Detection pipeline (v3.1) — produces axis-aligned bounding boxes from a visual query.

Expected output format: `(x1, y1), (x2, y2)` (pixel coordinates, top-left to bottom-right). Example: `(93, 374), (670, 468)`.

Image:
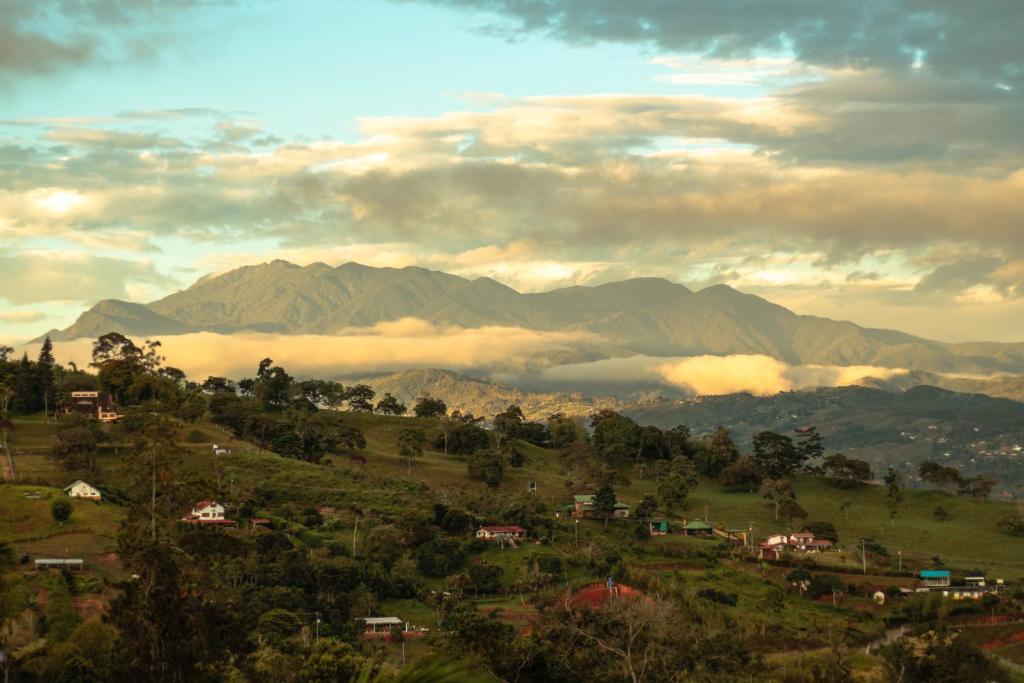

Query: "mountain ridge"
(40, 260), (1024, 376)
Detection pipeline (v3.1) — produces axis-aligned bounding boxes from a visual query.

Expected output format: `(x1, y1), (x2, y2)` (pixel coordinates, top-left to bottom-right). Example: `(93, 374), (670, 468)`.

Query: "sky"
(2, 0), (1023, 344)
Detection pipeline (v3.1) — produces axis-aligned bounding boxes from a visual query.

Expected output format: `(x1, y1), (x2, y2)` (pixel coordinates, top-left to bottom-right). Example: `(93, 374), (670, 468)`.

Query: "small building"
(182, 500), (236, 526)
(919, 569), (951, 588)
(63, 391), (120, 423)
(573, 495), (595, 518)
(649, 519), (669, 536)
(476, 525), (527, 542)
(361, 616), (408, 637)
(250, 518), (272, 529)
(758, 542), (785, 561)
(680, 520), (715, 536)
(765, 534), (789, 547)
(64, 480), (102, 500)
(613, 502), (631, 518)
(35, 558), (83, 571)
(789, 532), (816, 550)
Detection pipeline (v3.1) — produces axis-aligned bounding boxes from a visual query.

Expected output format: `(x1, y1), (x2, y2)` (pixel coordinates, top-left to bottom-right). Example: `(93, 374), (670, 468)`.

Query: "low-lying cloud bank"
(21, 323), (906, 398)
(533, 354), (908, 396)
(21, 320), (594, 379)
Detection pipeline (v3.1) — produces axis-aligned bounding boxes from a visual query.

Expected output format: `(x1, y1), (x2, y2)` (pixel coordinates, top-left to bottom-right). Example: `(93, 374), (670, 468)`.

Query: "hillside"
(346, 368), (628, 418)
(42, 260), (1024, 376)
(627, 385), (1024, 489)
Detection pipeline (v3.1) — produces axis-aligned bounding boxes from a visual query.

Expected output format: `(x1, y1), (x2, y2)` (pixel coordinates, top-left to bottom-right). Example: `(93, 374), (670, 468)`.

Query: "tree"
(884, 467), (904, 524)
(51, 414), (103, 473)
(398, 428), (427, 474)
(752, 431), (804, 479)
(593, 482), (617, 519)
(822, 453), (873, 488)
(761, 479), (798, 522)
(635, 495), (658, 520)
(959, 475), (997, 500)
(467, 450), (504, 488)
(52, 499), (72, 524)
(375, 393), (407, 415)
(696, 426), (740, 476)
(38, 335), (55, 419)
(413, 395), (447, 419)
(657, 457), (698, 511)
(719, 455), (763, 492)
(0, 345), (12, 362)
(548, 414), (584, 449)
(880, 631), (1009, 683)
(253, 360), (294, 410)
(919, 461), (963, 493)
(200, 376), (236, 395)
(493, 404), (525, 448)
(803, 521), (838, 544)
(345, 384), (376, 412)
(794, 426), (825, 471)
(590, 410), (641, 461)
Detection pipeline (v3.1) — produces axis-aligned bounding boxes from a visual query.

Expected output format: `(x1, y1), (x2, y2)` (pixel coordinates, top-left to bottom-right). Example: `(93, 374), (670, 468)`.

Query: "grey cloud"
(421, 1), (1024, 84)
(914, 256), (1004, 294)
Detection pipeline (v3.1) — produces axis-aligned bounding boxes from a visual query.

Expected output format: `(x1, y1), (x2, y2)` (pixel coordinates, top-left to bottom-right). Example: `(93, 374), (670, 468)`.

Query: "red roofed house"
(182, 500), (236, 526)
(476, 525), (527, 542)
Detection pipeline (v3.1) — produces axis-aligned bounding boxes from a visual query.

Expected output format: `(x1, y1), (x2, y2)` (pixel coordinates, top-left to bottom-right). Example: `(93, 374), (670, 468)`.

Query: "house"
(788, 532), (816, 550)
(476, 525), (527, 542)
(572, 496), (630, 519)
(680, 520), (715, 537)
(182, 500), (236, 526)
(919, 569), (951, 588)
(63, 391), (120, 423)
(35, 558), (83, 571)
(765, 534), (789, 547)
(758, 542), (785, 561)
(649, 519), (669, 536)
(64, 480), (102, 500)
(361, 616), (408, 638)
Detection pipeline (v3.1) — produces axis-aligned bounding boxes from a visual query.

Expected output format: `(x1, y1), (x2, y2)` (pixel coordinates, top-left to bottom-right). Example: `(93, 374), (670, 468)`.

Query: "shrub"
(51, 499), (72, 524)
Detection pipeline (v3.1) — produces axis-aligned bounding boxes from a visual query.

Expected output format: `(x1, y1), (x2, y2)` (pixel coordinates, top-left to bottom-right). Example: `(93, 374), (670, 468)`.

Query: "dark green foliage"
(593, 481), (617, 518)
(803, 521), (839, 544)
(465, 561), (503, 595)
(51, 414), (104, 473)
(437, 422), (490, 455)
(590, 410), (641, 460)
(375, 392), (407, 415)
(415, 538), (466, 577)
(880, 632), (1010, 683)
(823, 453), (873, 487)
(696, 588), (737, 607)
(414, 396), (447, 418)
(753, 431), (804, 479)
(51, 498), (72, 524)
(695, 426), (740, 476)
(467, 450), (504, 487)
(718, 455), (763, 492)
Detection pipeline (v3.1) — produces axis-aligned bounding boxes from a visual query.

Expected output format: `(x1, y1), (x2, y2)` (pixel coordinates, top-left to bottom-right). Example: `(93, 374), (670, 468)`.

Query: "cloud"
(0, 1), (231, 80)
(421, 1), (1024, 84)
(19, 322), (594, 379)
(538, 353), (906, 396)
(0, 253), (175, 305)
(0, 310), (45, 323)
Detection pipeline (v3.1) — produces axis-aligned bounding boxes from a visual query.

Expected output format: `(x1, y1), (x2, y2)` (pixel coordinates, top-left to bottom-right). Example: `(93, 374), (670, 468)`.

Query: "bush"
(51, 499), (72, 524)
(697, 588), (738, 607)
(184, 429), (207, 443)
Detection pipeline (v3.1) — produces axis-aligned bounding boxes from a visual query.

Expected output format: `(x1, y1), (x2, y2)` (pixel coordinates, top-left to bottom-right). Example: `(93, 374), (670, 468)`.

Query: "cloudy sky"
(2, 0), (1022, 343)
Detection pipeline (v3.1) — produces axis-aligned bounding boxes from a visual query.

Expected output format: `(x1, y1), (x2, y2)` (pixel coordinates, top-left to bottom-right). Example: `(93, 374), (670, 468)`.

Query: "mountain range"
(41, 259), (1024, 376)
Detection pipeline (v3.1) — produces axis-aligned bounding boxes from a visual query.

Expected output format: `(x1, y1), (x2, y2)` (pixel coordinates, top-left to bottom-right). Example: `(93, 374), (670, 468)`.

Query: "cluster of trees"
(919, 460), (997, 499)
(0, 338), (64, 418)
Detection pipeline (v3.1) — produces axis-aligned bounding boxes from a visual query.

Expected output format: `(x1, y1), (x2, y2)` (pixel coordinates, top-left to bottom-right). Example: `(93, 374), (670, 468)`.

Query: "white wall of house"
(66, 481), (101, 500)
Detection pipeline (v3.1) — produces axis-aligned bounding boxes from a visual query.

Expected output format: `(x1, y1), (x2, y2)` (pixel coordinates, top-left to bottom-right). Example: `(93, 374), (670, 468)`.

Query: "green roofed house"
(680, 520), (715, 537)
(649, 519), (669, 536)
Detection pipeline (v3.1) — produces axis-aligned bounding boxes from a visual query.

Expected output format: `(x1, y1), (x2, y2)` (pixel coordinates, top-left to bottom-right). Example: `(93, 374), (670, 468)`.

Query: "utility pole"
(898, 549), (903, 573)
(861, 539), (867, 574)
(574, 518), (579, 547)
(352, 516), (360, 558)
(315, 613), (320, 643)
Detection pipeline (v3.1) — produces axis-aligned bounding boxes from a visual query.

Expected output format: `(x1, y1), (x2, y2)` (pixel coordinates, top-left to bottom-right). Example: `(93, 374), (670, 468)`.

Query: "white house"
(64, 480), (102, 500)
(183, 500), (225, 522)
(475, 525), (527, 542)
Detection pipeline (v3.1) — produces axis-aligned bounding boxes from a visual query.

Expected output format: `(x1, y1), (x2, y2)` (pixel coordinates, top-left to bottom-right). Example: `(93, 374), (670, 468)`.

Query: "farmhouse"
(182, 500), (236, 526)
(571, 495), (631, 519)
(64, 480), (102, 500)
(680, 520), (715, 537)
(361, 616), (408, 638)
(476, 525), (527, 542)
(919, 569), (951, 588)
(649, 519), (669, 536)
(62, 391), (120, 423)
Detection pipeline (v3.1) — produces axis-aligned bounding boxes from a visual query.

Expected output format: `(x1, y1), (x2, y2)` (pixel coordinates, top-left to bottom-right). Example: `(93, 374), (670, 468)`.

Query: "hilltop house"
(360, 617), (421, 640)
(63, 391), (120, 423)
(476, 525), (527, 542)
(680, 520), (715, 537)
(571, 495), (630, 519)
(64, 480), (102, 500)
(649, 519), (669, 536)
(182, 500), (236, 526)
(757, 531), (833, 559)
(919, 570), (951, 588)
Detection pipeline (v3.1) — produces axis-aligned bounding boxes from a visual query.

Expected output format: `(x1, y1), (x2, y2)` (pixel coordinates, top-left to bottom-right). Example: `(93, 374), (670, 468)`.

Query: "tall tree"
(375, 392), (407, 415)
(413, 396), (447, 419)
(752, 431), (804, 479)
(37, 335), (55, 419)
(397, 428), (427, 474)
(884, 467), (904, 525)
(697, 426), (740, 476)
(592, 482), (617, 519)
